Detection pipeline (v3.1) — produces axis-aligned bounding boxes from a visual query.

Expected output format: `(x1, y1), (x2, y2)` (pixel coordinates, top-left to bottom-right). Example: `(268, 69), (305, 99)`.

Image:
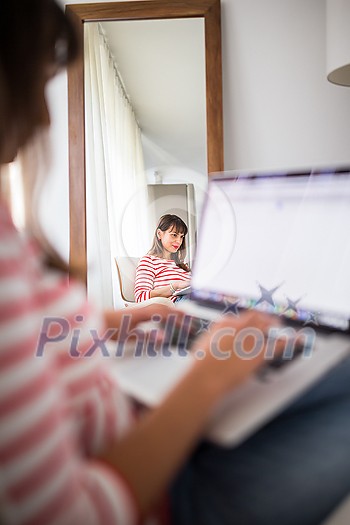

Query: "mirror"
(66, 0), (223, 283)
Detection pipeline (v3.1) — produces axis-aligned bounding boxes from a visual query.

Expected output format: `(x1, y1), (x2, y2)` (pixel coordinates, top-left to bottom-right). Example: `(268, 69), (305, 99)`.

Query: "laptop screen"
(191, 168), (350, 332)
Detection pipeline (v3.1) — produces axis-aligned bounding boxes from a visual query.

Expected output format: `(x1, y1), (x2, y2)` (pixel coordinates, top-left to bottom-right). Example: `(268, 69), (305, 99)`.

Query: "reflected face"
(158, 226), (185, 258)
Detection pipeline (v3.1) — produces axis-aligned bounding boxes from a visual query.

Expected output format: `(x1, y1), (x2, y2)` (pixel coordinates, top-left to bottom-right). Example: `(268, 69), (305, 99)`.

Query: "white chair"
(115, 256), (174, 308)
(115, 256), (139, 307)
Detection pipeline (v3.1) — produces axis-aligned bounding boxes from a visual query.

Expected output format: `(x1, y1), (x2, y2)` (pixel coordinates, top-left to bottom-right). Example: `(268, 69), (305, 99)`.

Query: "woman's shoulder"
(137, 254), (161, 268)
(139, 254), (155, 263)
(139, 254), (165, 263)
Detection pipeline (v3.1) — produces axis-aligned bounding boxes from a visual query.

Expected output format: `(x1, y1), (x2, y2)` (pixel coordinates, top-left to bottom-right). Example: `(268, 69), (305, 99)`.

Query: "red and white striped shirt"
(134, 255), (191, 303)
(0, 202), (138, 525)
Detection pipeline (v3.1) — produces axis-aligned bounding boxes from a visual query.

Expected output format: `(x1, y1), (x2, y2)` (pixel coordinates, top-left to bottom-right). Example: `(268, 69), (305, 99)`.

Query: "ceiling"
(100, 18), (207, 174)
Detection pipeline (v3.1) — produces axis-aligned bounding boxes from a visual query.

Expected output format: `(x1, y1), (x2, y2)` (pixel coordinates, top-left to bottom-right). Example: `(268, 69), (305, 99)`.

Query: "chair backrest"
(115, 256), (140, 304)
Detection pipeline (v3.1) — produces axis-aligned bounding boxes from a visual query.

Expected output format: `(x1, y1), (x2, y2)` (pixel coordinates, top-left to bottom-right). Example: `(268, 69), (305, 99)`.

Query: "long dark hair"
(0, 0), (79, 274)
(0, 0), (79, 161)
(148, 214), (190, 272)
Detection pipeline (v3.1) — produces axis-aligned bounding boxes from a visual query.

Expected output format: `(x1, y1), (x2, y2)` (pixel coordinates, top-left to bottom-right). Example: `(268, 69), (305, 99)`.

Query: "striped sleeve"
(134, 255), (191, 303)
(0, 353), (138, 525)
(134, 255), (156, 302)
(0, 203), (139, 525)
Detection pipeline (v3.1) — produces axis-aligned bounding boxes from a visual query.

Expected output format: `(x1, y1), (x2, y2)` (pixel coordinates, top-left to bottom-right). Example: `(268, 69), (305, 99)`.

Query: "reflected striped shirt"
(134, 255), (190, 303)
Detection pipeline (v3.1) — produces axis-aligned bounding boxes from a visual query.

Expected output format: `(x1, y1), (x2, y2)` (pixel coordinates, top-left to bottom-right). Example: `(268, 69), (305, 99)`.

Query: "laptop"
(112, 166), (350, 446)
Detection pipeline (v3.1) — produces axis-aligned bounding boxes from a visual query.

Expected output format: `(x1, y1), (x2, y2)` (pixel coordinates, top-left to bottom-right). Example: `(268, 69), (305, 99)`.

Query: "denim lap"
(171, 357), (350, 525)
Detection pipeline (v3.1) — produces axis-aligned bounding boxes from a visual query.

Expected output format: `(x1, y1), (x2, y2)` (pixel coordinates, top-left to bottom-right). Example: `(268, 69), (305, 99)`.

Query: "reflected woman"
(134, 214), (191, 303)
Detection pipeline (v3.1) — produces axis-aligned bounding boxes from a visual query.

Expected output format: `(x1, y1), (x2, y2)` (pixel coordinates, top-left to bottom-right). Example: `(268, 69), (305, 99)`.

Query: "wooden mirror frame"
(66, 0), (223, 282)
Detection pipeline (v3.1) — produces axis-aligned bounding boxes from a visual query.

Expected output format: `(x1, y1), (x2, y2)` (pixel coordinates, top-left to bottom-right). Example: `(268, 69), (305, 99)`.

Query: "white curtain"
(84, 23), (148, 309)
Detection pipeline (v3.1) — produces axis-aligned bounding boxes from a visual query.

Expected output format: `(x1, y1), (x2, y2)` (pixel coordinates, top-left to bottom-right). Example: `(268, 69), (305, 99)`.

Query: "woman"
(0, 2), (283, 523)
(134, 214), (191, 303)
(2, 3), (350, 525)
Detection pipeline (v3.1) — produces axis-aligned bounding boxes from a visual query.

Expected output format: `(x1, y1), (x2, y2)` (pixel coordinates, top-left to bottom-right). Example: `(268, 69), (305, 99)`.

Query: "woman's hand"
(191, 311), (283, 398)
(98, 310), (283, 517)
(173, 279), (191, 291)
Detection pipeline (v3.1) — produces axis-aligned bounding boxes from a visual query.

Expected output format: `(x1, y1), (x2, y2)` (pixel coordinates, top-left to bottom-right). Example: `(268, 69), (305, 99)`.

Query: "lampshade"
(326, 0), (350, 86)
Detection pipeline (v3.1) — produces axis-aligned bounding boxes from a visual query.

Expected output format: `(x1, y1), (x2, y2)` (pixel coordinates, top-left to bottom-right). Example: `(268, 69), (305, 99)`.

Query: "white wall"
(44, 0), (350, 260)
(222, 0), (350, 170)
(145, 166), (208, 221)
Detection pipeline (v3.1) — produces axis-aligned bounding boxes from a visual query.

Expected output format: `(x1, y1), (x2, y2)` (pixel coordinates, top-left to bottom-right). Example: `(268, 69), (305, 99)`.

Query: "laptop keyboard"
(256, 342), (307, 381)
(161, 313), (210, 350)
(161, 312), (315, 378)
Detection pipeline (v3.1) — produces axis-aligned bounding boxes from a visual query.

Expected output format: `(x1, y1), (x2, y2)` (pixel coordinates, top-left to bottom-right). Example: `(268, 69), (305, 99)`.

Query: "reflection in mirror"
(100, 19), (207, 174)
(66, 1), (223, 308)
(85, 19), (205, 306)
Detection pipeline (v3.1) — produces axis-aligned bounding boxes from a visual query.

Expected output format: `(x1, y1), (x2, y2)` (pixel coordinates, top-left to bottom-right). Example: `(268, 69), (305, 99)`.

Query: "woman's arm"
(99, 312), (279, 517)
(104, 303), (184, 340)
(149, 283), (173, 298)
(149, 278), (191, 298)
(134, 256), (191, 301)
(134, 256), (157, 302)
(134, 256), (174, 300)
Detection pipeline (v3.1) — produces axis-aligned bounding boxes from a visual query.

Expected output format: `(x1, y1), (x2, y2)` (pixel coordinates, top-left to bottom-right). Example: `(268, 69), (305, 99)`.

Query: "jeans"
(174, 294), (189, 304)
(170, 356), (350, 525)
